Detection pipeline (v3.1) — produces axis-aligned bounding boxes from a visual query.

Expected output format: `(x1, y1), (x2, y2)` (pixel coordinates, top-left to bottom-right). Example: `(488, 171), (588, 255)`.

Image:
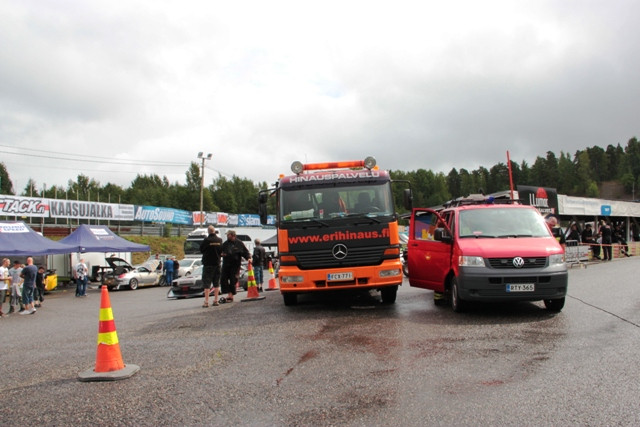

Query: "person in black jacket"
(599, 220), (613, 261)
(581, 223), (601, 260)
(220, 229), (250, 302)
(199, 225), (223, 307)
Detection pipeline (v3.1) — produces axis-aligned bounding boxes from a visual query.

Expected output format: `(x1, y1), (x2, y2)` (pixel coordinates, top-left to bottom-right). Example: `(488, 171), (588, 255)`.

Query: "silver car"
(102, 257), (161, 291)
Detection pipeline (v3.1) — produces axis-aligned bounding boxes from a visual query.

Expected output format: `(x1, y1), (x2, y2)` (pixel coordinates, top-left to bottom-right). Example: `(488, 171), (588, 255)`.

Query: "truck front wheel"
(283, 293), (297, 306)
(381, 286), (398, 304)
(450, 277), (467, 312)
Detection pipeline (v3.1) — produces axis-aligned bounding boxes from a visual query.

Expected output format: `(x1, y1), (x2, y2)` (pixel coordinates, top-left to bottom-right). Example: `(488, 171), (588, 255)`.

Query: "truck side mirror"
(403, 188), (413, 210)
(258, 192), (268, 225)
(434, 227), (452, 244)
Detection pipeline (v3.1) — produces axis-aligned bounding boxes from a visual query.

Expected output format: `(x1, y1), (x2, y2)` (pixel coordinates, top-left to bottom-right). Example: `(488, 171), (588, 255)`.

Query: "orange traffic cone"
(78, 285), (140, 381)
(241, 261), (265, 302)
(265, 260), (278, 291)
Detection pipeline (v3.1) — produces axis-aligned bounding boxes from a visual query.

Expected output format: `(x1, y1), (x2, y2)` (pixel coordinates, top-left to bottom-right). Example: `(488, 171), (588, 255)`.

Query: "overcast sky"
(1, 0), (639, 196)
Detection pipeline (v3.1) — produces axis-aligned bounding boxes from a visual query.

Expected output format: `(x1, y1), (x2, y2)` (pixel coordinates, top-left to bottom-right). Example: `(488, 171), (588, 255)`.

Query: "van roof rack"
(443, 193), (522, 208)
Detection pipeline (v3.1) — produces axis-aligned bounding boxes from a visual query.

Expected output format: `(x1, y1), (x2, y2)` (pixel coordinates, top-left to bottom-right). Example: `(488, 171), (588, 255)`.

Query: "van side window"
(414, 212), (439, 241)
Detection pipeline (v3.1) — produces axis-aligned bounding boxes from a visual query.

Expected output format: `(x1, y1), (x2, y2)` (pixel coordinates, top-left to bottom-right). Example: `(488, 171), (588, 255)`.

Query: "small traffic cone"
(78, 285), (140, 381)
(265, 260), (278, 291)
(241, 261), (265, 302)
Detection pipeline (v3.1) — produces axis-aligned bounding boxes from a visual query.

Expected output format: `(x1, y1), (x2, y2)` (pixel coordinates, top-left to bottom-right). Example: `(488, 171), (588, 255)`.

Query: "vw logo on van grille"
(512, 256), (525, 268)
(332, 244), (348, 260)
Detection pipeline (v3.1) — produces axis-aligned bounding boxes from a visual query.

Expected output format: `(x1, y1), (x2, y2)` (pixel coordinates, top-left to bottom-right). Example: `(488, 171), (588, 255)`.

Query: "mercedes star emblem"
(332, 244), (348, 260)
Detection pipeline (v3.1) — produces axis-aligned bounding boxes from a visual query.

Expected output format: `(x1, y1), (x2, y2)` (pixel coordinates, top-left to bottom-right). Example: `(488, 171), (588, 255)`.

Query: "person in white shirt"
(75, 258), (89, 297)
(0, 258), (10, 317)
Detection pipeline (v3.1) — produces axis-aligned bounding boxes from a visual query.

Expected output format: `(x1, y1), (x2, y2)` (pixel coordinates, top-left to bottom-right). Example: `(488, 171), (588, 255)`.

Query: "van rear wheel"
(450, 277), (466, 312)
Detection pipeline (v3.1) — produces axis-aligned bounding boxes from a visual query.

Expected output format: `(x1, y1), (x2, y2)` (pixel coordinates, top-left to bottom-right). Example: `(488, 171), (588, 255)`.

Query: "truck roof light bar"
(290, 156), (377, 175)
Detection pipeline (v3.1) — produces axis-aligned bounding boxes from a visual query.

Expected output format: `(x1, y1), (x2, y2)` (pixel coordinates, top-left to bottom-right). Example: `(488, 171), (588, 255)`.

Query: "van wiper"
(497, 234), (533, 238)
(460, 234), (495, 238)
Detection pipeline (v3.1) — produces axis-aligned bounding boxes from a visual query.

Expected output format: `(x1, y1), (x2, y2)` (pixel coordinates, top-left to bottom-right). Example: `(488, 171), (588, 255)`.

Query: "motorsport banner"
(134, 205), (192, 225)
(0, 195), (135, 221)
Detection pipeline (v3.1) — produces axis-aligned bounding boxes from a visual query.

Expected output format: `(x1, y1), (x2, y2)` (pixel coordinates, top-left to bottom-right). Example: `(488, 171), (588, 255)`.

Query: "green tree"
(0, 163), (15, 195)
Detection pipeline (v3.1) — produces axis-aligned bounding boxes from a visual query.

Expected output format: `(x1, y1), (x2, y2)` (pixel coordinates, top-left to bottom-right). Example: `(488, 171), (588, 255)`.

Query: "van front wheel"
(450, 277), (466, 313)
(543, 297), (565, 312)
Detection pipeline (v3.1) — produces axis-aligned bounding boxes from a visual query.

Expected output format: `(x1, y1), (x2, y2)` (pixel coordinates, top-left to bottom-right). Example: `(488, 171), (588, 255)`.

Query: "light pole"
(197, 152), (212, 227)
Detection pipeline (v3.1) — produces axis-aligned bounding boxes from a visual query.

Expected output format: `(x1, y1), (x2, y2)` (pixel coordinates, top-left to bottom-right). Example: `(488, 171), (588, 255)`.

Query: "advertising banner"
(134, 206), (192, 225)
(0, 196), (49, 218)
(49, 200), (134, 221)
(517, 185), (558, 216)
(239, 214), (261, 227)
(0, 195), (135, 221)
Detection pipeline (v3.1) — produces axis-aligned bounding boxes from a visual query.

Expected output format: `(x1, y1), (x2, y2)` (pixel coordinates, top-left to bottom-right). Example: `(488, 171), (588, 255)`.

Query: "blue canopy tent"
(0, 221), (76, 256)
(58, 224), (150, 253)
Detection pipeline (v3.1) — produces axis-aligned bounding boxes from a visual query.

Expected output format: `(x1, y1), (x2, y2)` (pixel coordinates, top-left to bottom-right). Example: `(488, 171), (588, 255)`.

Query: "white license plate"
(327, 272), (353, 282)
(506, 283), (535, 292)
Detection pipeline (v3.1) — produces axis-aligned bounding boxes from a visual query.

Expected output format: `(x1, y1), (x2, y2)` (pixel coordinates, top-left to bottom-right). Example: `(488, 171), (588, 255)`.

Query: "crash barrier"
(242, 261), (265, 302)
(266, 260), (278, 291)
(569, 241), (639, 262)
(78, 285), (140, 381)
(565, 240), (589, 267)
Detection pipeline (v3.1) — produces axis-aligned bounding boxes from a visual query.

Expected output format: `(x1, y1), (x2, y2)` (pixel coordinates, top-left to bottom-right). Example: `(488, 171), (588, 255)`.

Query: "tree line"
(1, 138), (639, 217)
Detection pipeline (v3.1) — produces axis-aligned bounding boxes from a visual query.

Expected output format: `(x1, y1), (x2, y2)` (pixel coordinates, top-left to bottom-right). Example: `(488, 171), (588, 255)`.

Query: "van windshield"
(458, 208), (550, 238)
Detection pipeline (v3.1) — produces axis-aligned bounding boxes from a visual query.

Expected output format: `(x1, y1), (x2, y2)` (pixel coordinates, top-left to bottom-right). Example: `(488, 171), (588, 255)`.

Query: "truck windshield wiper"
(299, 218), (329, 227)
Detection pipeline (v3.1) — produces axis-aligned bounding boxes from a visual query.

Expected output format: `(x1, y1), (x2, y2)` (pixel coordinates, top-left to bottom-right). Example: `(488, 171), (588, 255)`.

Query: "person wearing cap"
(581, 223), (601, 260)
(8, 260), (24, 313)
(220, 229), (250, 302)
(200, 225), (222, 307)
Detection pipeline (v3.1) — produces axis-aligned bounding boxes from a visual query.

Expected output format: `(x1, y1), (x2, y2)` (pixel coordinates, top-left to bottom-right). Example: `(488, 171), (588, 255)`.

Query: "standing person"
(545, 215), (566, 250)
(34, 266), (46, 307)
(75, 258), (89, 297)
(613, 224), (631, 257)
(0, 258), (10, 317)
(172, 256), (180, 277)
(19, 257), (38, 315)
(154, 253), (163, 272)
(163, 257), (174, 286)
(581, 223), (601, 260)
(567, 223), (581, 243)
(220, 230), (250, 302)
(599, 220), (613, 261)
(199, 225), (223, 307)
(252, 238), (267, 292)
(8, 260), (23, 313)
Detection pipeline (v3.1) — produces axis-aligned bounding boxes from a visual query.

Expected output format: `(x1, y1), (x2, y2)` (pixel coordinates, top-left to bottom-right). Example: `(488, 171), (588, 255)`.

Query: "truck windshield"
(458, 208), (550, 238)
(281, 182), (394, 222)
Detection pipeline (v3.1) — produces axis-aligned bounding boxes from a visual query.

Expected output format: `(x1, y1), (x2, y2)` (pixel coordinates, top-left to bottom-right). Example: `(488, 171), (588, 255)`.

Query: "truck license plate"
(506, 283), (534, 292)
(327, 272), (353, 282)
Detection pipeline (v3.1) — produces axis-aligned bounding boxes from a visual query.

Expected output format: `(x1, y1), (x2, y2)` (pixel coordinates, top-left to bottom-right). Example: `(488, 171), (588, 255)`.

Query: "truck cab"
(408, 195), (568, 312)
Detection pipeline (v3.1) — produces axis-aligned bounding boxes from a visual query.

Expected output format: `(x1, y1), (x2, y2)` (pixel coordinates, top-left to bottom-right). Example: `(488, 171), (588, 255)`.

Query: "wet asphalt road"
(1, 258), (639, 426)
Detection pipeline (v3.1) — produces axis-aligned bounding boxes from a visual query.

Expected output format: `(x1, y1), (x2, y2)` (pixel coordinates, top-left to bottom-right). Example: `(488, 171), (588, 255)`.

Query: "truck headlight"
(379, 269), (401, 277)
(280, 275), (303, 283)
(549, 254), (565, 265)
(459, 256), (485, 267)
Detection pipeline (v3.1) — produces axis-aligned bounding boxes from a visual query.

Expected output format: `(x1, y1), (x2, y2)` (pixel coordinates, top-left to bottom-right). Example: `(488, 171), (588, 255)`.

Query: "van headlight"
(459, 256), (485, 267)
(549, 254), (565, 265)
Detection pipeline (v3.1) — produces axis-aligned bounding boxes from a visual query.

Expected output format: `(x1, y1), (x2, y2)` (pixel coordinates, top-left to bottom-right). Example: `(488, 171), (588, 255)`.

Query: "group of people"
(0, 257), (45, 317)
(199, 225), (269, 308)
(546, 216), (634, 261)
(154, 255), (180, 285)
